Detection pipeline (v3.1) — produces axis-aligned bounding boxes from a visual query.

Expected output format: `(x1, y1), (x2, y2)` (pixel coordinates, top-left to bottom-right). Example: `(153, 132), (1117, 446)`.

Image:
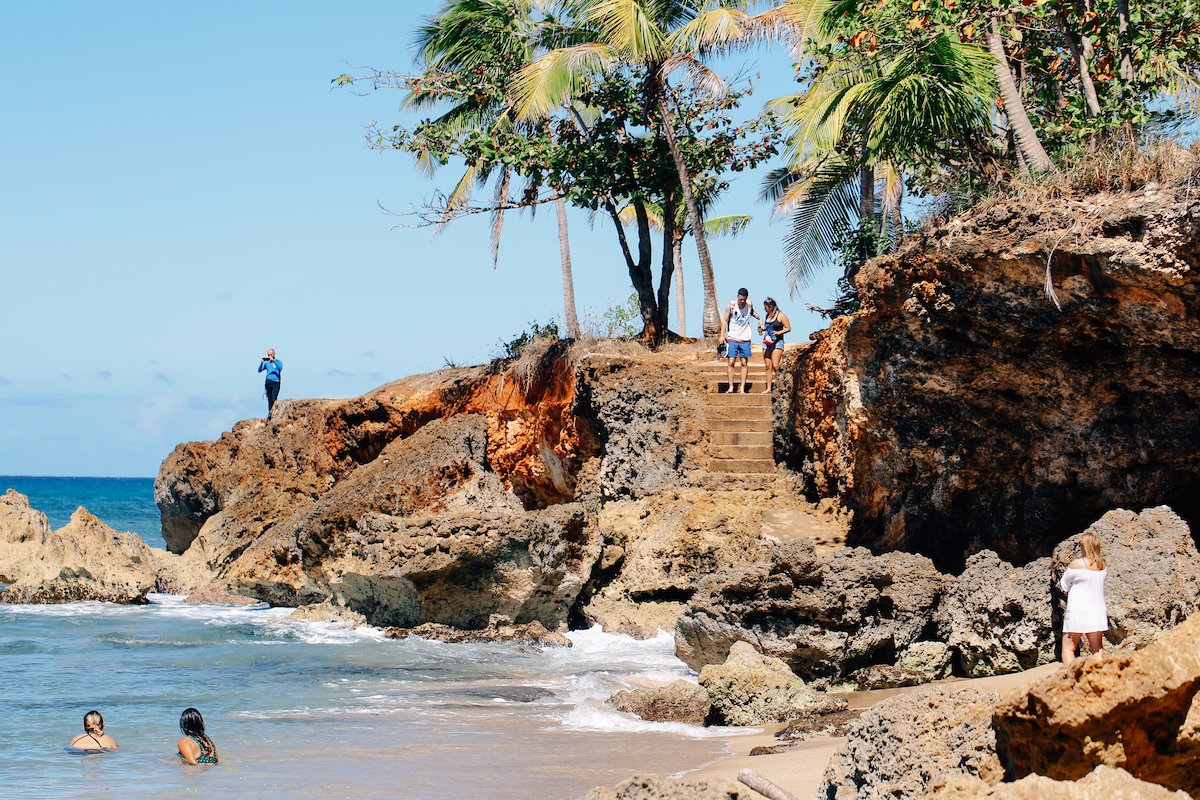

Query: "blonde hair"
(1080, 531), (1106, 569)
(84, 710), (104, 735)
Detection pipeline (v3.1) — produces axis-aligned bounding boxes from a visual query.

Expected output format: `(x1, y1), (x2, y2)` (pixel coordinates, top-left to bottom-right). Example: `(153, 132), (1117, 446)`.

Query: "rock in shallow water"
(608, 680), (710, 726)
(383, 616), (571, 647)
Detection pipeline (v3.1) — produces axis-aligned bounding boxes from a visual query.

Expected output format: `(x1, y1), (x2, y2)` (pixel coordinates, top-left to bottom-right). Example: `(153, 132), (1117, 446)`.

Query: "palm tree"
(508, 0), (774, 338)
(766, 0), (997, 292)
(408, 0), (584, 336)
(986, 17), (1052, 171)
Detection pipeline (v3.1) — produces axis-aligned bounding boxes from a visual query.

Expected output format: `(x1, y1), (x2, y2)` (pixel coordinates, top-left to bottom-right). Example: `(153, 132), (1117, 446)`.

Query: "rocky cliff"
(778, 187), (1200, 569)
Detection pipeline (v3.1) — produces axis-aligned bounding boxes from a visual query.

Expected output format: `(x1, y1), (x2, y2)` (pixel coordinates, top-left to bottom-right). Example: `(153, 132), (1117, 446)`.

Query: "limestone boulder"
(896, 640), (954, 680)
(1050, 506), (1200, 642)
(0, 493), (163, 604)
(848, 664), (932, 690)
(383, 615), (571, 648)
(934, 766), (1190, 799)
(580, 775), (748, 800)
(607, 680), (710, 726)
(817, 685), (1004, 800)
(698, 641), (846, 726)
(993, 611), (1200, 795)
(936, 551), (1056, 677)
(676, 540), (949, 683)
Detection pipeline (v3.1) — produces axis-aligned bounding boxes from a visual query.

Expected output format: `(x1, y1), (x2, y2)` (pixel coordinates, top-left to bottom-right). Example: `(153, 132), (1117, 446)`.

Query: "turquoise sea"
(0, 478), (740, 799)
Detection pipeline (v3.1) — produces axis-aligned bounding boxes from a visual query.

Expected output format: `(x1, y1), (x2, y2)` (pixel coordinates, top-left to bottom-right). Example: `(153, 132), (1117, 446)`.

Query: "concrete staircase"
(701, 360), (775, 475)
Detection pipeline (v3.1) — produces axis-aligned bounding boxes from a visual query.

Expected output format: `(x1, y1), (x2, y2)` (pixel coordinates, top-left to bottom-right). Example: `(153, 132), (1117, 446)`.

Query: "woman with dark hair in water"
(176, 708), (219, 765)
(69, 710), (118, 750)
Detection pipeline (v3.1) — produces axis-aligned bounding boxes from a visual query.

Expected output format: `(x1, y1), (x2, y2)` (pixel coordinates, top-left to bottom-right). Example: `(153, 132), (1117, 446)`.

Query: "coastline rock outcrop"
(0, 490), (168, 604)
(817, 685), (1004, 799)
(699, 641), (846, 726)
(934, 765), (1191, 799)
(993, 611), (1200, 795)
(607, 680), (710, 726)
(778, 188), (1200, 569)
(675, 540), (947, 683)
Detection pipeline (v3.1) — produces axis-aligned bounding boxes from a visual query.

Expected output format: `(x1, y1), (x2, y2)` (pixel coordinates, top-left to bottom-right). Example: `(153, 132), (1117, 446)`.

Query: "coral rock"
(608, 680), (710, 726)
(698, 641), (846, 726)
(993, 611), (1200, 795)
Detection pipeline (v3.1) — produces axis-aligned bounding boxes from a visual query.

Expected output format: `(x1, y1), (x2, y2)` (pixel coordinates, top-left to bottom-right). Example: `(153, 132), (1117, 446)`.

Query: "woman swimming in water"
(69, 710), (118, 751)
(176, 707), (219, 765)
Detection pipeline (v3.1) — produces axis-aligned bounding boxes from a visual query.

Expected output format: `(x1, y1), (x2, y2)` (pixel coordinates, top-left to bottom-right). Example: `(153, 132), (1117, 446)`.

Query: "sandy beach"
(686, 663), (1063, 798)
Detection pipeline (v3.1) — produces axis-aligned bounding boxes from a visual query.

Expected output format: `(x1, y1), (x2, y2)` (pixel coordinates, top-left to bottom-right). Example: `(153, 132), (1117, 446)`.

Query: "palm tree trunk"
(989, 18), (1053, 172)
(1115, 0), (1134, 83)
(1060, 14), (1102, 117)
(554, 195), (581, 338)
(656, 91), (721, 338)
(673, 234), (686, 336)
(656, 195), (677, 336)
(632, 198), (660, 341)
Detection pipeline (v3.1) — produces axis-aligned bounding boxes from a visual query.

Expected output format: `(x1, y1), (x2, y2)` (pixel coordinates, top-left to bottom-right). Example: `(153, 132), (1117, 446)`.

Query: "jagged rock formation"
(675, 539), (948, 683)
(608, 680), (711, 726)
(0, 490), (171, 604)
(777, 188), (1200, 569)
(993, 611), (1200, 795)
(816, 685), (1005, 799)
(698, 641), (846, 726)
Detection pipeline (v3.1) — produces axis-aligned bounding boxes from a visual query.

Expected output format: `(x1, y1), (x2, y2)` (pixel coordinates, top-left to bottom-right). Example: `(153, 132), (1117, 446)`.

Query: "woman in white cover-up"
(1059, 531), (1108, 663)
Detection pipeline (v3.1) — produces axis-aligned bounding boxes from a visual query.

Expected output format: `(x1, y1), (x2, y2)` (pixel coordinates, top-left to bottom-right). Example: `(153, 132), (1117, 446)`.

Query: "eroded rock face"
(607, 680), (710, 726)
(676, 540), (948, 683)
(779, 190), (1200, 568)
(698, 641), (846, 726)
(935, 551), (1056, 677)
(993, 611), (1200, 795)
(817, 685), (1004, 800)
(934, 765), (1191, 799)
(0, 491), (166, 604)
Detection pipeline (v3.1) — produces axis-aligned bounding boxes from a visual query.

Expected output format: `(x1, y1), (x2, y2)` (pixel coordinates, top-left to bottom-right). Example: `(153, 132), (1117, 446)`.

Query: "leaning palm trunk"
(1060, 14), (1102, 117)
(673, 233), (686, 335)
(657, 94), (721, 337)
(989, 19), (1053, 172)
(554, 195), (581, 338)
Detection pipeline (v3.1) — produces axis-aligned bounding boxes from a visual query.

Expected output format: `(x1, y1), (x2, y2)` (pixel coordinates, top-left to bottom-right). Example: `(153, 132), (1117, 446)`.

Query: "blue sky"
(0, 1), (840, 477)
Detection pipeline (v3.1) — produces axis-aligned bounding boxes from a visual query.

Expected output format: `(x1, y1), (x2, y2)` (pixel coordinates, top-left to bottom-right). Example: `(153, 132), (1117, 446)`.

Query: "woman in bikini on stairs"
(176, 707), (219, 765)
(69, 710), (118, 751)
(758, 297), (792, 393)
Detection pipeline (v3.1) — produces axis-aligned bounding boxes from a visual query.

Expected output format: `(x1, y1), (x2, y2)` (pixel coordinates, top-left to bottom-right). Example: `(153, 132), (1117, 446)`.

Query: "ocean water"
(0, 479), (742, 798)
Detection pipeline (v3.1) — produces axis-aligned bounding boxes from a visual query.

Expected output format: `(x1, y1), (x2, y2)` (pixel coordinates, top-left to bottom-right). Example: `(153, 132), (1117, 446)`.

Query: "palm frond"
(660, 53), (727, 100)
(670, 7), (754, 55)
(774, 157), (862, 293)
(703, 214), (752, 238)
(587, 0), (666, 62)
(618, 200), (665, 232)
(510, 43), (618, 118)
(490, 164), (512, 268)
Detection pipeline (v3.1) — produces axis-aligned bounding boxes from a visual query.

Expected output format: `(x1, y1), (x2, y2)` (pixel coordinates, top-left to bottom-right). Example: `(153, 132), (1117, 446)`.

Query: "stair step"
(705, 419), (772, 431)
(710, 444), (773, 459)
(707, 392), (772, 406)
(711, 430), (772, 446)
(707, 458), (776, 474)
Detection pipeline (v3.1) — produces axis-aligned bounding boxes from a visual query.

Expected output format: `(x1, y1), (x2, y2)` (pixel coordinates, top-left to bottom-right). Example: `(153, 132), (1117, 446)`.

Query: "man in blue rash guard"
(258, 348), (282, 418)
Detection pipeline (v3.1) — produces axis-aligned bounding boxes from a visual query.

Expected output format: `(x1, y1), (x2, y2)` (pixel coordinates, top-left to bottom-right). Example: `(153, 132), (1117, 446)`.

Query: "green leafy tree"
(508, 0), (783, 337)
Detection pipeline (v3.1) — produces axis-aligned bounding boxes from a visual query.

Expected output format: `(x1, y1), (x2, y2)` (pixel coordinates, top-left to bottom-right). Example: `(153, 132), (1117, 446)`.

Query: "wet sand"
(685, 663), (1062, 798)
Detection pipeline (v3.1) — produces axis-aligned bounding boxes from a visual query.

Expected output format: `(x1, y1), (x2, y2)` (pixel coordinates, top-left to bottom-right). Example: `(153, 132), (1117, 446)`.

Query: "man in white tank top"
(718, 287), (760, 393)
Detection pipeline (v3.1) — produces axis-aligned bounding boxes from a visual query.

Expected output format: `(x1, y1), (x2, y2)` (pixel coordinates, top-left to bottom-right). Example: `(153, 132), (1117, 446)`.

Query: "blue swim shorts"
(726, 340), (751, 360)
